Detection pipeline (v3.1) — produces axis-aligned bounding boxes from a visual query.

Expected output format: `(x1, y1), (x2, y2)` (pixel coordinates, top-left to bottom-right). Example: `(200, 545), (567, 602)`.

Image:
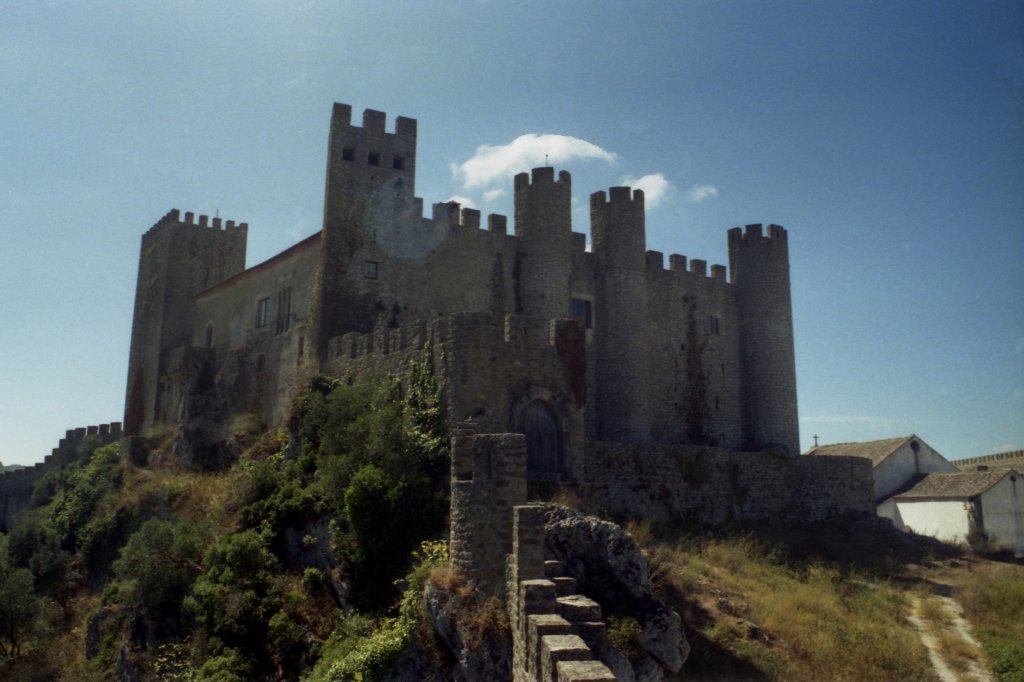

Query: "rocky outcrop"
(544, 505), (690, 679)
(424, 578), (512, 681)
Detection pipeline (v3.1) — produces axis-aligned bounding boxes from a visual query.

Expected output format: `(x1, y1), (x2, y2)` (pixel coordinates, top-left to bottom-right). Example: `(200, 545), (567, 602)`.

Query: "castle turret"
(513, 167), (572, 321)
(728, 223), (799, 454)
(124, 210), (247, 435)
(311, 104), (419, 357)
(590, 186), (650, 442)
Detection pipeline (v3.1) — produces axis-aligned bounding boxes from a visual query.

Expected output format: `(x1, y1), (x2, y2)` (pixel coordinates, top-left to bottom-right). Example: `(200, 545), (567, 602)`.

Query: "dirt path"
(908, 590), (993, 682)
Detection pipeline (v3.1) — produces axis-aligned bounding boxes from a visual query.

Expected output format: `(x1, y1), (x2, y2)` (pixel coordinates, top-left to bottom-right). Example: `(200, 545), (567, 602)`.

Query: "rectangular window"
(256, 298), (270, 328)
(364, 261), (378, 279)
(392, 156), (405, 170)
(709, 315), (720, 335)
(367, 151), (380, 166)
(342, 147), (355, 161)
(570, 298), (593, 329)
(275, 288), (292, 335)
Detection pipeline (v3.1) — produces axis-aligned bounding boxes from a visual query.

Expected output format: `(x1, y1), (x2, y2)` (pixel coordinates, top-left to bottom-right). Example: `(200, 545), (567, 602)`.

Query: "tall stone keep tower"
(728, 224), (799, 454)
(513, 167), (572, 321)
(124, 210), (247, 435)
(590, 187), (651, 442)
(311, 104), (418, 356)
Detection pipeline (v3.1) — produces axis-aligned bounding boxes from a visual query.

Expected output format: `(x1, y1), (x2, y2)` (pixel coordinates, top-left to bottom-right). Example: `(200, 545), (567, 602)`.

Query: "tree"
(0, 562), (43, 659)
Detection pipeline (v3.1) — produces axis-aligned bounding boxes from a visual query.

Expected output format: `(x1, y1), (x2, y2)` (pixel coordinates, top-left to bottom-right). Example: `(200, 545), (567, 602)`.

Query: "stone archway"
(518, 399), (561, 475)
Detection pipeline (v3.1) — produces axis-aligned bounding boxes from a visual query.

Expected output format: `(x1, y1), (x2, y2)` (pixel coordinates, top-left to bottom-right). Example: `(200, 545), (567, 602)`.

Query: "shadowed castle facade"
(124, 103), (800, 476)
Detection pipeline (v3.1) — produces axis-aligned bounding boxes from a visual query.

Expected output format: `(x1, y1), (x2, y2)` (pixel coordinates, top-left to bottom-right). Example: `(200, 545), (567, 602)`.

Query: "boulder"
(543, 505), (690, 676)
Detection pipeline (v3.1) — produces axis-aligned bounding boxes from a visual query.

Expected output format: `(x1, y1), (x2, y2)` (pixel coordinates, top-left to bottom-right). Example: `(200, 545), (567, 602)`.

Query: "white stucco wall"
(893, 499), (971, 543)
(978, 473), (1024, 553)
(883, 473), (1024, 553)
(873, 438), (957, 500)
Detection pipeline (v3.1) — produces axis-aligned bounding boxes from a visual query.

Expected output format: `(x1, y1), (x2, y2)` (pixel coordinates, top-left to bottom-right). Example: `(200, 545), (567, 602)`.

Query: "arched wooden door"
(518, 400), (561, 475)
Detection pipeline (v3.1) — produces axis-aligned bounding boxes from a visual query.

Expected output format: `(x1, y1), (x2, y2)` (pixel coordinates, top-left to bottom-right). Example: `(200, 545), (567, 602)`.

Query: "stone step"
(573, 621), (607, 650)
(541, 634), (591, 682)
(545, 559), (565, 578)
(556, 594), (602, 622)
(553, 575), (578, 596)
(555, 659), (618, 682)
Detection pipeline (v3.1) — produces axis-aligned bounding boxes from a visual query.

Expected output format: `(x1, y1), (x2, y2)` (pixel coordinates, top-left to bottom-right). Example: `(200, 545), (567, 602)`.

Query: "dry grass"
(934, 627), (980, 672)
(949, 560), (1024, 681)
(658, 535), (935, 682)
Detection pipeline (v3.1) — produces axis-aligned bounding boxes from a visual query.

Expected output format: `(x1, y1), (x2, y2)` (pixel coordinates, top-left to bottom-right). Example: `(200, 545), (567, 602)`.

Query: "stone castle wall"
(325, 312), (587, 480)
(956, 450), (1024, 471)
(0, 423), (122, 530)
(584, 442), (874, 526)
(125, 104), (800, 457)
(124, 209), (247, 435)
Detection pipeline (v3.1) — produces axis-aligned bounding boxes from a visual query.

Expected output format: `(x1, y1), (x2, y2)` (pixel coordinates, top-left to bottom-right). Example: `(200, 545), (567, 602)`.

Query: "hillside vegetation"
(1, 372), (1022, 680)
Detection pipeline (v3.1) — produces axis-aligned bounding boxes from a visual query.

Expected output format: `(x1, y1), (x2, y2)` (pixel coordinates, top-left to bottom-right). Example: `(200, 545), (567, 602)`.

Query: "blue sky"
(1, 1), (1021, 466)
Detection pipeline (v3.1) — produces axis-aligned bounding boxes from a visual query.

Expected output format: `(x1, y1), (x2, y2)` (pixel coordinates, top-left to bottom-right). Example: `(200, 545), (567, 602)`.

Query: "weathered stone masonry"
(124, 103), (800, 459)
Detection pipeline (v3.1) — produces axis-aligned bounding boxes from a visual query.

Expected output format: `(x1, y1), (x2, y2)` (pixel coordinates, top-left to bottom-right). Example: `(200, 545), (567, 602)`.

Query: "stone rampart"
(956, 450), (1024, 470)
(0, 422), (122, 530)
(585, 442), (873, 526)
(508, 505), (617, 682)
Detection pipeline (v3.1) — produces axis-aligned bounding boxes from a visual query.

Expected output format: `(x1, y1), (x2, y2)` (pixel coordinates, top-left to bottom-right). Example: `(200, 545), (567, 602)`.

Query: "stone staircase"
(511, 506), (617, 682)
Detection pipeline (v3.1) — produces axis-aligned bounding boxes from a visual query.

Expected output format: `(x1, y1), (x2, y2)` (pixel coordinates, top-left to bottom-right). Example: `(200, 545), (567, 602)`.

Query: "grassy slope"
(636, 527), (1024, 682)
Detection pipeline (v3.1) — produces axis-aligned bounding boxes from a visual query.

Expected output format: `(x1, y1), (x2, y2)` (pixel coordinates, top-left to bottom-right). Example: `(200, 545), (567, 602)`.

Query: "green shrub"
(606, 615), (646, 660)
(50, 442), (123, 550)
(342, 465), (442, 607)
(195, 647), (255, 682)
(111, 518), (207, 617)
(0, 561), (43, 659)
(186, 530), (280, 652)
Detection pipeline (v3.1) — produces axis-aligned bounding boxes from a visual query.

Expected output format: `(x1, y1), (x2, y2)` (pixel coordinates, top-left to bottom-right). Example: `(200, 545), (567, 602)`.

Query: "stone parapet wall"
(0, 422), (122, 530)
(585, 442), (873, 526)
(956, 450), (1024, 471)
(508, 505), (617, 682)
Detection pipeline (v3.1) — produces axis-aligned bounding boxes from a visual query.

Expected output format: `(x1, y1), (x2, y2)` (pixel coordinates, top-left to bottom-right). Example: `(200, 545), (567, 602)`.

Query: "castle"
(123, 102), (800, 475)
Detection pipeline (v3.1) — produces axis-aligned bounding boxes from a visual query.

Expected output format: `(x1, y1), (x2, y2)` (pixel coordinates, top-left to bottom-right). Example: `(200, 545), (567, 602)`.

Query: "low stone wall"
(508, 505), (617, 682)
(585, 442), (873, 527)
(0, 423), (122, 530)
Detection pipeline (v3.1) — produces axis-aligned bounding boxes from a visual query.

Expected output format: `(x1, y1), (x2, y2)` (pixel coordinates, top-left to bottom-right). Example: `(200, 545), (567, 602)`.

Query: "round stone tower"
(513, 167), (572, 321)
(590, 186), (651, 442)
(728, 223), (799, 455)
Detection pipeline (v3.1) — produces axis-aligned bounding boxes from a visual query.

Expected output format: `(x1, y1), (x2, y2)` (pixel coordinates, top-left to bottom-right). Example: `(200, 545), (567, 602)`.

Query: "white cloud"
(445, 195), (477, 210)
(483, 188), (507, 203)
(686, 184), (719, 202)
(618, 173), (672, 209)
(452, 134), (617, 190)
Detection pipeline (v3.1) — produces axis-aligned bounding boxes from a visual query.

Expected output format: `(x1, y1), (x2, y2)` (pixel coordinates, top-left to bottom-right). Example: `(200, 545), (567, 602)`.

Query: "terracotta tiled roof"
(895, 470), (1014, 500)
(804, 435), (914, 467)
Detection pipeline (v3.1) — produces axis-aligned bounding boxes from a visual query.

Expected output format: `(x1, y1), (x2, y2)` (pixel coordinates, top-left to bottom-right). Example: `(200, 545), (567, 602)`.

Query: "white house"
(805, 435), (958, 500)
(878, 469), (1023, 553)
(806, 435), (1024, 554)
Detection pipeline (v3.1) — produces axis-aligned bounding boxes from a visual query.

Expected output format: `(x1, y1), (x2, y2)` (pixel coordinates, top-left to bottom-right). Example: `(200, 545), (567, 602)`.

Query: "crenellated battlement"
(144, 208), (249, 238)
(643, 250), (730, 287)
(425, 200), (510, 237)
(590, 185), (645, 209)
(0, 421), (122, 529)
(514, 166), (571, 190)
(330, 102), (417, 141)
(728, 223), (788, 246)
(956, 450), (1024, 469)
